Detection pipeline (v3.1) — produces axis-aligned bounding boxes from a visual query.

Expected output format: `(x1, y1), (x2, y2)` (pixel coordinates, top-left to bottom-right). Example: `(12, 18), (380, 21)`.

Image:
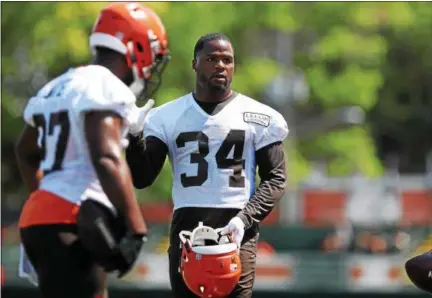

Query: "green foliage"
(2, 2), (431, 202)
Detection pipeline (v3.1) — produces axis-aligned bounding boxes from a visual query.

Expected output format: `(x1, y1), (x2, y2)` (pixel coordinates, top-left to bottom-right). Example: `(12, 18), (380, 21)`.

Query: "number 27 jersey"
(144, 93), (289, 210)
(22, 65), (137, 211)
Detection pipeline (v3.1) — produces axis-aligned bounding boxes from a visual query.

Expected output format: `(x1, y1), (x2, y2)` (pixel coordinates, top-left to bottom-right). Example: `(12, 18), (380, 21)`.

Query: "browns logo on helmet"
(89, 2), (170, 100)
(179, 222), (242, 298)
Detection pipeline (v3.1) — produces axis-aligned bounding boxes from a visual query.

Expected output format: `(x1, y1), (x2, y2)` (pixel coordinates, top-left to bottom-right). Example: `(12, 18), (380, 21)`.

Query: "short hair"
(193, 32), (232, 59)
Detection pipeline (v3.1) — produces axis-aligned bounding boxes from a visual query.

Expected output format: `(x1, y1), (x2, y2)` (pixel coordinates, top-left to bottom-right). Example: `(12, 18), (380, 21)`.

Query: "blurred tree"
(369, 3), (432, 173)
(1, 2), (431, 206)
(291, 2), (419, 178)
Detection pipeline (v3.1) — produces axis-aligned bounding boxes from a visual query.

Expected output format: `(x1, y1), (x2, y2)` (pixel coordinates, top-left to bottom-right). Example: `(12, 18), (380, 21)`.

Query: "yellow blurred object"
(155, 236), (170, 254)
(416, 233), (432, 253)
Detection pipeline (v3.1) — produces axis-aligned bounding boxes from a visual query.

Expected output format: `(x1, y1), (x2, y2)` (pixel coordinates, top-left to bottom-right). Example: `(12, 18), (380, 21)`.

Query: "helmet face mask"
(137, 52), (170, 103)
(179, 222), (242, 298)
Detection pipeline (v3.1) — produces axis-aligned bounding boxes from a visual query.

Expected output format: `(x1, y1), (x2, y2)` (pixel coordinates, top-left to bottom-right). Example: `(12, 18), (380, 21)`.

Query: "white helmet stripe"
(89, 32), (127, 55)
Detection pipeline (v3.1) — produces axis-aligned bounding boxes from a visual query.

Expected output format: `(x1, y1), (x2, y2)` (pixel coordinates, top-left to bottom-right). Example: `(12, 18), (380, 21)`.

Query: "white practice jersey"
(144, 93), (289, 210)
(23, 65), (138, 212)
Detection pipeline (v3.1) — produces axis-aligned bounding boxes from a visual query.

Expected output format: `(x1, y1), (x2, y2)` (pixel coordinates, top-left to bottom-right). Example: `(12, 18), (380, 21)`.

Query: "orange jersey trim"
(19, 190), (80, 228)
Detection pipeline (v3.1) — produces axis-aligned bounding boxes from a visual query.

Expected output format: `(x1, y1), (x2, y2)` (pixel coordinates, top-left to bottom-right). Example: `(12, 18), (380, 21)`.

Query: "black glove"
(115, 233), (148, 278)
(101, 232), (148, 278)
(76, 199), (149, 277)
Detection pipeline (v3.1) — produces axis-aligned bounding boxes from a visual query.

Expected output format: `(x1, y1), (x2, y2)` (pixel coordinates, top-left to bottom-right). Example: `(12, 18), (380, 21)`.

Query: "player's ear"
(192, 59), (197, 72)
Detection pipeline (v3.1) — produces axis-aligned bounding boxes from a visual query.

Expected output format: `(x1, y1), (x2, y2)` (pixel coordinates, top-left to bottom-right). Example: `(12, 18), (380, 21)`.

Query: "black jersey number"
(33, 111), (70, 175)
(176, 129), (245, 188)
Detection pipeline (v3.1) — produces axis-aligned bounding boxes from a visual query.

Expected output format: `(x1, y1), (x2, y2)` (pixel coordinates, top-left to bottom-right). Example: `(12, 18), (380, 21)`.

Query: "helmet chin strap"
(127, 41), (145, 97)
(129, 63), (145, 97)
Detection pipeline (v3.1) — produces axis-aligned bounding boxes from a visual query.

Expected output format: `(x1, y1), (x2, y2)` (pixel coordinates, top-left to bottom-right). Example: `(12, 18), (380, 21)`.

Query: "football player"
(126, 32), (288, 298)
(405, 250), (432, 293)
(15, 3), (169, 298)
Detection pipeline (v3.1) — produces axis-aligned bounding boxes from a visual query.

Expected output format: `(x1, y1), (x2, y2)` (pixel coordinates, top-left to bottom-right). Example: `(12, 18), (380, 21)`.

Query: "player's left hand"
(220, 217), (245, 249)
(129, 99), (155, 136)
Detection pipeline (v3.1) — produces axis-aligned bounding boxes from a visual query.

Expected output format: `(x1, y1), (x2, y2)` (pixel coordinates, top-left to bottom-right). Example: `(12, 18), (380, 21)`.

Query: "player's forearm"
(15, 152), (43, 193)
(85, 112), (147, 234)
(15, 129), (43, 193)
(237, 166), (286, 229)
(237, 142), (286, 229)
(126, 135), (167, 189)
(92, 154), (147, 233)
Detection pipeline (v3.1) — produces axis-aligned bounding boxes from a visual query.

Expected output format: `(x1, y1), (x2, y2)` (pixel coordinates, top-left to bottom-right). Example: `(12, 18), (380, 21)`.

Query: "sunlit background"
(1, 2), (431, 297)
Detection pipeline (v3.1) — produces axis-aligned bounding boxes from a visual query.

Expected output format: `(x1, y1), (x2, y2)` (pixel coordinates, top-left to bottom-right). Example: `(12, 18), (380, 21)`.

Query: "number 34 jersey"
(22, 65), (137, 212)
(144, 93), (289, 210)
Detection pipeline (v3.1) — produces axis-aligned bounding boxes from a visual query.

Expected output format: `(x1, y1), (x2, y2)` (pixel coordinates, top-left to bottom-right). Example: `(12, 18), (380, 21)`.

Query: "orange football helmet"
(89, 2), (169, 99)
(179, 222), (242, 298)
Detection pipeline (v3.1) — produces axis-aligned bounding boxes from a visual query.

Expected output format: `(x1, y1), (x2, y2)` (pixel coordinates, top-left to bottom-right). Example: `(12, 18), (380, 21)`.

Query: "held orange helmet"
(179, 222), (242, 298)
(89, 2), (169, 100)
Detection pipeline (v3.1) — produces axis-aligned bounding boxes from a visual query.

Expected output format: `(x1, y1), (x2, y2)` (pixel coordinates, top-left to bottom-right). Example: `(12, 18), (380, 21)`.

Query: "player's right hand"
(129, 99), (155, 136)
(111, 233), (148, 278)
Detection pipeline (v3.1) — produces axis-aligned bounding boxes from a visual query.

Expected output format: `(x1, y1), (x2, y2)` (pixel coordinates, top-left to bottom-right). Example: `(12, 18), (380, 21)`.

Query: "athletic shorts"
(20, 224), (106, 298)
(18, 190), (121, 298)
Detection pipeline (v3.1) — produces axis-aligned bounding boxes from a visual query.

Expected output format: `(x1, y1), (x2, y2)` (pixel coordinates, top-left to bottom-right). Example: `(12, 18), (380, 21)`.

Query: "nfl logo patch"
(195, 254), (202, 260)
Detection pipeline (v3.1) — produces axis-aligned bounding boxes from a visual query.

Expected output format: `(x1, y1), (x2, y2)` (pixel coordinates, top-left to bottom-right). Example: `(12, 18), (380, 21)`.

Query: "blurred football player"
(126, 32), (288, 298)
(15, 3), (169, 298)
(405, 250), (432, 293)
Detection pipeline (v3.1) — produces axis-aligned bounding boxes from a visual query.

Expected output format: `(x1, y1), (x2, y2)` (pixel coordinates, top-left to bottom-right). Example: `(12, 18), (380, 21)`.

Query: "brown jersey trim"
(192, 91), (239, 116)
(237, 141), (286, 229)
(126, 135), (168, 189)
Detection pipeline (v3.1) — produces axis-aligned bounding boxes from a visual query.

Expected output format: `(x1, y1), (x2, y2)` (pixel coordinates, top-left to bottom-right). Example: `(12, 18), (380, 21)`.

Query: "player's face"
(195, 39), (234, 93)
(122, 67), (134, 87)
